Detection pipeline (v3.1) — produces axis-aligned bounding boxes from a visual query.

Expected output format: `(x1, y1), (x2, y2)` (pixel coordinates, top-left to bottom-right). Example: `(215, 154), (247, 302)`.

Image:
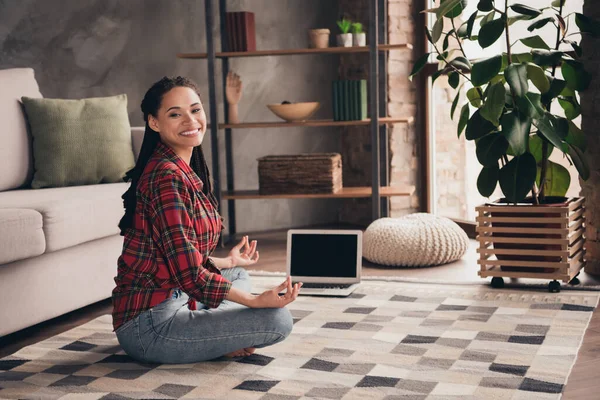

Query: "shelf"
(222, 185), (415, 200)
(178, 44), (412, 59)
(214, 117), (413, 130)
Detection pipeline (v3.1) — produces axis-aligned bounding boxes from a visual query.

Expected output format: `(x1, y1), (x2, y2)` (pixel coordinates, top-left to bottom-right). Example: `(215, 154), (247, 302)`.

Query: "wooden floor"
(1, 228), (599, 398)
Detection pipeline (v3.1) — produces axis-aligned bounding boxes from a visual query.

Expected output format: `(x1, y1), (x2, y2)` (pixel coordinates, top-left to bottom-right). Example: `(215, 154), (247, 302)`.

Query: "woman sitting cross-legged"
(112, 76), (302, 364)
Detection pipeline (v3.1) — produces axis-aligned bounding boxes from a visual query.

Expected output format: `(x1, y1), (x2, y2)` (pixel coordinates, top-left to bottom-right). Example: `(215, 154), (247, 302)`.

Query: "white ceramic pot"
(308, 29), (330, 49)
(336, 33), (352, 47)
(353, 33), (366, 47)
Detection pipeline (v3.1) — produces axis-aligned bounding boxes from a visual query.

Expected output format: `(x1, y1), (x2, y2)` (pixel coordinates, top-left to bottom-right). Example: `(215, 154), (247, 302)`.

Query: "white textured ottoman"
(363, 213), (469, 267)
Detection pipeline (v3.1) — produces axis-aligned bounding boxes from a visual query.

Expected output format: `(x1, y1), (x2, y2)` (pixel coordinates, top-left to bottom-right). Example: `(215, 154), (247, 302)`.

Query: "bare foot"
(224, 347), (256, 358)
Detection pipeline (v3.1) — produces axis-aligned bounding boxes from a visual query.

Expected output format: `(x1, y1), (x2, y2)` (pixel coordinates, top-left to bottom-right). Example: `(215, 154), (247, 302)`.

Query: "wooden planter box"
(476, 197), (586, 292)
(258, 153), (342, 195)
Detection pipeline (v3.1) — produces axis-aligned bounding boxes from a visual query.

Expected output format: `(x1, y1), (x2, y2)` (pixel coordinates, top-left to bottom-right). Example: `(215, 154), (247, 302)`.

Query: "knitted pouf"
(363, 213), (469, 267)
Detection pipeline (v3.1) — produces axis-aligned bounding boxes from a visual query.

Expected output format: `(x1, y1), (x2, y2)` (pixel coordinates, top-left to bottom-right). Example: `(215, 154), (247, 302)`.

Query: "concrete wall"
(0, 0), (342, 234)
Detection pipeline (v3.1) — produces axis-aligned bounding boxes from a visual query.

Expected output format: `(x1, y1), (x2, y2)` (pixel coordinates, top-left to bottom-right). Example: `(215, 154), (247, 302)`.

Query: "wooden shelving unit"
(213, 117), (414, 130)
(177, 43), (413, 59)
(189, 0), (413, 242)
(223, 185), (416, 200)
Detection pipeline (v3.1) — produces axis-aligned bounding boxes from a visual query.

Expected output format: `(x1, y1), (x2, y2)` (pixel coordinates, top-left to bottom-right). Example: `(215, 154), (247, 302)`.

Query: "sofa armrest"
(131, 127), (145, 162)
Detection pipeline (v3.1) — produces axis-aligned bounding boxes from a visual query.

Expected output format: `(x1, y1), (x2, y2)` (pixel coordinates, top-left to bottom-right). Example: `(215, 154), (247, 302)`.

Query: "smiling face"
(148, 86), (207, 163)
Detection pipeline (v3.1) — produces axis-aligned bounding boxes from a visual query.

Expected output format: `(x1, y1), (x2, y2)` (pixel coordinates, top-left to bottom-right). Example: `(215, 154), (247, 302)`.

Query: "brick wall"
(582, 0), (600, 275)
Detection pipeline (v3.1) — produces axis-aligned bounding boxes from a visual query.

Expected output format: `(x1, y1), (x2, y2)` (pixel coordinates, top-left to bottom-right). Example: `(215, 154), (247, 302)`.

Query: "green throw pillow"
(21, 94), (135, 189)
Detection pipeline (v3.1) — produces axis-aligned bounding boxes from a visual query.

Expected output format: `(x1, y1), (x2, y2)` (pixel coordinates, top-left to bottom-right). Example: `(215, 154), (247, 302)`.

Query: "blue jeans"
(115, 267), (293, 363)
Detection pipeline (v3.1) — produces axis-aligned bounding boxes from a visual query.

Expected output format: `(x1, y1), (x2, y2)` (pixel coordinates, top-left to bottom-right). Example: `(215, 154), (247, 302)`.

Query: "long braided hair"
(118, 76), (218, 236)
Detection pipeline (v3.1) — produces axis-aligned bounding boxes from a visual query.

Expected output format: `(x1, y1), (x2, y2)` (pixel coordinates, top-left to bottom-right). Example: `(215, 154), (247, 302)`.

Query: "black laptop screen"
(290, 233), (358, 278)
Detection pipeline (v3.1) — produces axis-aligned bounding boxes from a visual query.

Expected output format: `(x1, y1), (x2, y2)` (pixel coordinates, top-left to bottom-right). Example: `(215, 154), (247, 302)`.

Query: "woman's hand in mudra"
(252, 276), (302, 308)
(228, 235), (259, 267)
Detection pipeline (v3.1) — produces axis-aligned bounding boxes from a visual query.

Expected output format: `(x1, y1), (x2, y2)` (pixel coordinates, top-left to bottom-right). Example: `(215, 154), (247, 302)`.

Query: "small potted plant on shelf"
(336, 18), (353, 47)
(351, 22), (366, 46)
(410, 0), (600, 292)
(308, 28), (330, 49)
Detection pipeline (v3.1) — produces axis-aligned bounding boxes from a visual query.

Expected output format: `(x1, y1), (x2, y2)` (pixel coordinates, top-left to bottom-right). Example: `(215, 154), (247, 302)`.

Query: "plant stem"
(504, 0), (512, 65)
(431, 38), (473, 83)
(450, 18), (468, 59)
(539, 2), (565, 203)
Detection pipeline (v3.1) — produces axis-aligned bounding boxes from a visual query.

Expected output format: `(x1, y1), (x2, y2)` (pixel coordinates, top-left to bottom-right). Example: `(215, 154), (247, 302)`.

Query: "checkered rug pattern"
(0, 279), (598, 400)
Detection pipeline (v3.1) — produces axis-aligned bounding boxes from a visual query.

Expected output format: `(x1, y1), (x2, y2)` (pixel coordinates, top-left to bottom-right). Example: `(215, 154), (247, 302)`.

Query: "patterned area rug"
(0, 279), (598, 400)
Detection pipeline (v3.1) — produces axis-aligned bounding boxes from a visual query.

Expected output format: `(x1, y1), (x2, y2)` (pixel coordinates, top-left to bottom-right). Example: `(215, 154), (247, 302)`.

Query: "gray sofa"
(0, 68), (143, 337)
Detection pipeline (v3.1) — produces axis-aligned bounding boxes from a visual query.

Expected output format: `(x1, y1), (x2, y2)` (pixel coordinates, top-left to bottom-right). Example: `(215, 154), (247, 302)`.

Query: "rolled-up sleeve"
(149, 170), (231, 308)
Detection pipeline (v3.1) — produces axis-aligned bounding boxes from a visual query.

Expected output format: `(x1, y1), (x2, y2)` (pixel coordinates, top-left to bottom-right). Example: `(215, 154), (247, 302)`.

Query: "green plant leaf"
(527, 17), (554, 32)
(526, 64), (550, 93)
(561, 60), (592, 91)
(505, 64), (529, 97)
(478, 165), (500, 197)
(499, 152), (538, 203)
(476, 133), (510, 166)
(529, 134), (553, 164)
(480, 82), (506, 126)
(471, 55), (503, 86)
(551, 0), (565, 6)
(441, 0), (466, 19)
(443, 30), (452, 51)
(501, 111), (531, 156)
(575, 13), (600, 38)
(458, 103), (470, 138)
(558, 96), (581, 120)
(466, 109), (497, 140)
(512, 52), (534, 63)
(478, 18), (505, 48)
(467, 11), (478, 38)
(432, 17), (444, 42)
(531, 49), (563, 67)
(481, 11), (496, 27)
(536, 161), (571, 197)
(467, 87), (483, 107)
(478, 0), (494, 12)
(516, 92), (545, 119)
(448, 71), (460, 88)
(541, 77), (566, 103)
(449, 56), (472, 71)
(451, 91), (461, 120)
(510, 4), (542, 18)
(554, 116), (569, 139)
(534, 114), (568, 152)
(508, 15), (533, 26)
(567, 144), (590, 180)
(409, 53), (431, 81)
(426, 29), (434, 45)
(565, 120), (586, 151)
(520, 35), (550, 50)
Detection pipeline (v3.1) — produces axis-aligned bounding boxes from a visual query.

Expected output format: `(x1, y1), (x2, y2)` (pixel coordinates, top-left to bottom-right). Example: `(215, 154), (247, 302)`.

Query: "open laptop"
(286, 229), (362, 297)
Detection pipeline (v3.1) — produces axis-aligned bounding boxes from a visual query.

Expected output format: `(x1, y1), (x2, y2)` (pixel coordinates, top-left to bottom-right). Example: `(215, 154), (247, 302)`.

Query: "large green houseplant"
(410, 0), (598, 205)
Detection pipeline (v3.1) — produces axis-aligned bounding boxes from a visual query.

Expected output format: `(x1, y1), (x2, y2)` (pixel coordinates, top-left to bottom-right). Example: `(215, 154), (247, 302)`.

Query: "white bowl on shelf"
(267, 102), (320, 122)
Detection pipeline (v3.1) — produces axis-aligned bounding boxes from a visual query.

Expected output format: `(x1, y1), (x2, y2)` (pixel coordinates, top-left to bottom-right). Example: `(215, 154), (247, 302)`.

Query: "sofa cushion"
(21, 95), (135, 189)
(0, 183), (128, 253)
(0, 208), (46, 264)
(0, 68), (43, 191)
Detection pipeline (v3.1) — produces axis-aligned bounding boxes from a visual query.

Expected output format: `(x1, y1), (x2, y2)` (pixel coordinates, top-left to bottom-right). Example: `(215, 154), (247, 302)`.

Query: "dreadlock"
(118, 76), (218, 236)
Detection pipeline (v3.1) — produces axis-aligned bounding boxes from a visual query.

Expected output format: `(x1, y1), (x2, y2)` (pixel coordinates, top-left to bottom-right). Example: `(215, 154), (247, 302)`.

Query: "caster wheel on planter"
(549, 280), (561, 293)
(491, 277), (504, 289)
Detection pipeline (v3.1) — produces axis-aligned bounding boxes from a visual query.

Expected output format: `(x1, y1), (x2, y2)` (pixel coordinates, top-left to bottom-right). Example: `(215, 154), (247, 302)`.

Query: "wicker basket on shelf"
(258, 153), (342, 195)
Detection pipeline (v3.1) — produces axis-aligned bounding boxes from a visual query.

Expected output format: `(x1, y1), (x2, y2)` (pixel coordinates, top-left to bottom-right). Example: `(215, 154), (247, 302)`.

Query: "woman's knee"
(266, 307), (293, 339)
(226, 266), (250, 281)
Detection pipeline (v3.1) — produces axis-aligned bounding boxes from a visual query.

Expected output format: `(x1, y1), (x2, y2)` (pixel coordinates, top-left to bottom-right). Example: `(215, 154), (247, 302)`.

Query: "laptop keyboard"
(296, 283), (354, 289)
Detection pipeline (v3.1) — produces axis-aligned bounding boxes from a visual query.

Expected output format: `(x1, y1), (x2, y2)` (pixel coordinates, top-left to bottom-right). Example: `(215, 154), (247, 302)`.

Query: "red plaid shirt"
(111, 141), (231, 331)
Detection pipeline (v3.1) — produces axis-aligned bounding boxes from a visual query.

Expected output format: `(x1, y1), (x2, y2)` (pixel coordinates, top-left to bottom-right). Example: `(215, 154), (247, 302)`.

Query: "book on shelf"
(225, 12), (256, 52)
